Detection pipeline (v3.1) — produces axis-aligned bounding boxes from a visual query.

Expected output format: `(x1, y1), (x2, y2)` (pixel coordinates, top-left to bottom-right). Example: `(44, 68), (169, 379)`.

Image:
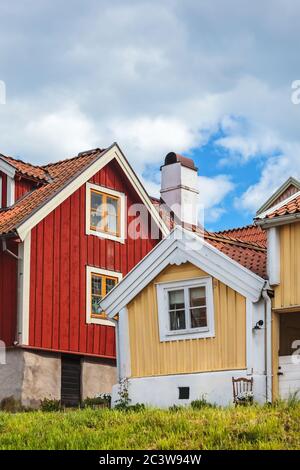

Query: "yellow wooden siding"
(127, 262), (247, 378)
(274, 222), (300, 309)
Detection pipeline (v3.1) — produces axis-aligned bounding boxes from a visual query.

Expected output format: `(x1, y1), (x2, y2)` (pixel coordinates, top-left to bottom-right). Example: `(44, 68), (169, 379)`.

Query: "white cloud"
(1, 1), (300, 224)
(198, 175), (235, 223)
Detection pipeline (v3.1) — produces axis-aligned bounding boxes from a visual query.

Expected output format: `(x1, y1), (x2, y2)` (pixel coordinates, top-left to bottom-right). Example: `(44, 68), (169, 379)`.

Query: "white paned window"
(157, 277), (215, 341)
(86, 183), (126, 243)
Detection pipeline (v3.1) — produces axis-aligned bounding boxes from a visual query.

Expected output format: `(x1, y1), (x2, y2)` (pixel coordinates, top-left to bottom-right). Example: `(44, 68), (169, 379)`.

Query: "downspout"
(262, 281), (272, 403)
(110, 317), (120, 381)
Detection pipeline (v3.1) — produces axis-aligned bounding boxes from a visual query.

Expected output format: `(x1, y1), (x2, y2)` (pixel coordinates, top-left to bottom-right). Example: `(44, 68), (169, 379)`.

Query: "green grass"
(0, 402), (299, 450)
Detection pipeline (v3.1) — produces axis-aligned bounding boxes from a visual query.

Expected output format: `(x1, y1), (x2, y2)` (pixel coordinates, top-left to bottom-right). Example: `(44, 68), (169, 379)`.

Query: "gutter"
(262, 282), (272, 403)
(255, 213), (300, 229)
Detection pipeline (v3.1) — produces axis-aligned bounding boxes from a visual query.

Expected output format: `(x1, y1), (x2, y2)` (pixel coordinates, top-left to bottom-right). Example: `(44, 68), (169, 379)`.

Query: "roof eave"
(255, 213), (300, 229)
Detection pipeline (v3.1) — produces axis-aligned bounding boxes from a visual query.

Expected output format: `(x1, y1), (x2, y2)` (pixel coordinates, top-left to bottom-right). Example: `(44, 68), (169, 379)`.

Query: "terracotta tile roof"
(205, 232), (266, 279)
(183, 225), (267, 279)
(0, 154), (49, 181)
(0, 148), (104, 235)
(264, 192), (300, 219)
(150, 200), (267, 278)
(215, 224), (267, 248)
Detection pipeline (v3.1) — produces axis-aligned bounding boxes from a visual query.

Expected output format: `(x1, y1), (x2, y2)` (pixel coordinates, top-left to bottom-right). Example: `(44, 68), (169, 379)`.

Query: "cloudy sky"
(0, 0), (300, 230)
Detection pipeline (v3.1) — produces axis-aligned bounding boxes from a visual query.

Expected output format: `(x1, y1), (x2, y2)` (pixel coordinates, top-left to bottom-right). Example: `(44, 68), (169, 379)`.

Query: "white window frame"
(86, 182), (126, 243)
(156, 277), (215, 342)
(86, 266), (122, 326)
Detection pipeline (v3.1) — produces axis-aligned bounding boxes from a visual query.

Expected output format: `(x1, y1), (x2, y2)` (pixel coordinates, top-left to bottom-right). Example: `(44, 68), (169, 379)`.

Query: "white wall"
(112, 369), (267, 408)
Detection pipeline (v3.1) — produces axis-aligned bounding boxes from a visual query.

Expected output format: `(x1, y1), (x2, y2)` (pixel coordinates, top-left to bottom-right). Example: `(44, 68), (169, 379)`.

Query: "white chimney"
(160, 152), (199, 226)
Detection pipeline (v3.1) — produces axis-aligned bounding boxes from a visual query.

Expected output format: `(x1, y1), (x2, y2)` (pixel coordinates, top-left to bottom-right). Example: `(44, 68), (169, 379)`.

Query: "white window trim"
(156, 277), (215, 342)
(86, 266), (122, 326)
(86, 182), (126, 243)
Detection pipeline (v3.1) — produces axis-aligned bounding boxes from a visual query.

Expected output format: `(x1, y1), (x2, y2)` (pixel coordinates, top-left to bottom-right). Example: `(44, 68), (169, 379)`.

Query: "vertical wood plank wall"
(274, 222), (300, 308)
(0, 171), (7, 207)
(0, 240), (18, 346)
(128, 262), (247, 377)
(272, 222), (300, 399)
(15, 177), (35, 202)
(29, 159), (159, 358)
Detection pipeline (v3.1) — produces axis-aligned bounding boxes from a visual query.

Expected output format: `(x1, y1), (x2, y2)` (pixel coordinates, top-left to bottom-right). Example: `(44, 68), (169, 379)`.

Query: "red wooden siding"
(15, 177), (35, 202)
(0, 240), (18, 346)
(29, 159), (160, 357)
(0, 172), (7, 207)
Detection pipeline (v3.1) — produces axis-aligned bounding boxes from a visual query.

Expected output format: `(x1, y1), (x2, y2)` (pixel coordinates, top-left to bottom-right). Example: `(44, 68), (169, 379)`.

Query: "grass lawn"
(0, 402), (299, 450)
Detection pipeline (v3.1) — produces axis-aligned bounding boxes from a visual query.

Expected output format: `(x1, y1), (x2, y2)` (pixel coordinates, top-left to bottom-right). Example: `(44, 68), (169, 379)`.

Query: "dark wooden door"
(61, 355), (81, 407)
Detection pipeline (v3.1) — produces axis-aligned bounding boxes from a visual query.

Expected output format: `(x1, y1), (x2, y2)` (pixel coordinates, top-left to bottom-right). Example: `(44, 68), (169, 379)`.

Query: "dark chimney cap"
(163, 152), (198, 171)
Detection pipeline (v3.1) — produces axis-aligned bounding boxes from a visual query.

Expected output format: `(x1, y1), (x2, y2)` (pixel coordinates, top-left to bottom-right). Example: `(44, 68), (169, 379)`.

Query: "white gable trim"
(101, 226), (265, 317)
(0, 157), (16, 179)
(16, 143), (169, 241)
(256, 177), (300, 216)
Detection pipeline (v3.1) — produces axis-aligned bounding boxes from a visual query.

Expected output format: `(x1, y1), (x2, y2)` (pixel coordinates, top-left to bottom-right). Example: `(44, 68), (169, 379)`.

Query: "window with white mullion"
(168, 289), (185, 331)
(184, 286), (191, 330)
(189, 286), (208, 330)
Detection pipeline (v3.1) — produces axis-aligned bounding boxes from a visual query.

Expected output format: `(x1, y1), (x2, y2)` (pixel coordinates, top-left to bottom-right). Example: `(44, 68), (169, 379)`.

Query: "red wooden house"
(0, 143), (168, 407)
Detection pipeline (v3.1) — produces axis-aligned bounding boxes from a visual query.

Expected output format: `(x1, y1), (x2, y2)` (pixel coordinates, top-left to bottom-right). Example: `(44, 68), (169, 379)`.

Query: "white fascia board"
(102, 226), (265, 317)
(256, 189), (300, 220)
(0, 157), (16, 179)
(256, 213), (300, 229)
(114, 143), (169, 237)
(16, 143), (169, 241)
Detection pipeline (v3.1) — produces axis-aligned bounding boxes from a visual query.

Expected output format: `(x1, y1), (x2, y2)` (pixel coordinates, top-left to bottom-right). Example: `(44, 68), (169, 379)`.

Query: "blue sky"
(1, 1), (300, 231)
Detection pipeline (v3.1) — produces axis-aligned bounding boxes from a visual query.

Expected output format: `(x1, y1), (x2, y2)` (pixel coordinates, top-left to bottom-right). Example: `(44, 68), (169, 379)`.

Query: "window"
(86, 266), (122, 325)
(86, 183), (126, 243)
(156, 277), (215, 342)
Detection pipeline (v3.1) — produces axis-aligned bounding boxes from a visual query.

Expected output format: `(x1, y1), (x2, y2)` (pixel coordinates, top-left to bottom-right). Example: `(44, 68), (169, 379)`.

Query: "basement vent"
(178, 387), (190, 400)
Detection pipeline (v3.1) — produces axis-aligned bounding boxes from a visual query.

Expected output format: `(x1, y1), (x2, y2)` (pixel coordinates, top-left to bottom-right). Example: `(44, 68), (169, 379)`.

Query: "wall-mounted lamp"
(253, 320), (264, 330)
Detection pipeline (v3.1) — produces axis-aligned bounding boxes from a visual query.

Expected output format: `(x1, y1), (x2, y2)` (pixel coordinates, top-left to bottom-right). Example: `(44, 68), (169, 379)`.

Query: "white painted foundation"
(112, 370), (267, 408)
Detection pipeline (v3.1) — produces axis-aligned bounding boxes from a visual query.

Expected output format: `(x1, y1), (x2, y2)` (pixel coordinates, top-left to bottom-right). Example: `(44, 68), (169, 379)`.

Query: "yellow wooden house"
(101, 163), (300, 407)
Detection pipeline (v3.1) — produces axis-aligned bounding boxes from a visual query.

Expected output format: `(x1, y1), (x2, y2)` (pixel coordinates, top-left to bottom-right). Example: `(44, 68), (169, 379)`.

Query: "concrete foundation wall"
(0, 348), (117, 408)
(81, 357), (117, 399)
(22, 350), (61, 408)
(0, 349), (24, 403)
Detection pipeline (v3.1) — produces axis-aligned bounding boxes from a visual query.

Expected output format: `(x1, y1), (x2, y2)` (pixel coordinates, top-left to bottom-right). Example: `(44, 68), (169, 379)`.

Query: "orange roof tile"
(0, 154), (49, 181)
(215, 224), (267, 248)
(205, 232), (266, 279)
(0, 148), (104, 235)
(265, 192), (300, 219)
(150, 202), (267, 278)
